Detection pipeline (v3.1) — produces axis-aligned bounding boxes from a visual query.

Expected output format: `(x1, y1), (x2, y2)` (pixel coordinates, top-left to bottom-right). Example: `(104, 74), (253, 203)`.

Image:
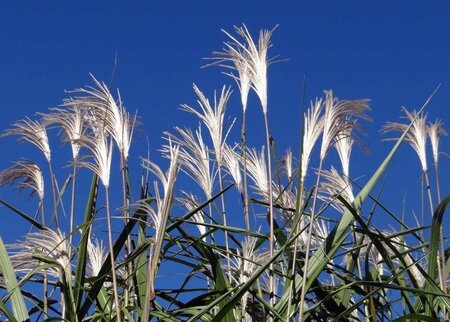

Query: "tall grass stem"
(105, 186), (122, 322)
(263, 112), (275, 311)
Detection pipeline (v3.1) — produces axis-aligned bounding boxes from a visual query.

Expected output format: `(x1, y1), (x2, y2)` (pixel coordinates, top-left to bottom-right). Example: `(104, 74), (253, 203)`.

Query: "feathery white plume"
(245, 146), (269, 198)
(334, 124), (354, 178)
(178, 192), (207, 238)
(222, 144), (243, 192)
(43, 107), (84, 160)
(163, 126), (215, 199)
(300, 98), (324, 182)
(8, 229), (72, 281)
(282, 148), (294, 182)
(181, 85), (233, 165)
(86, 237), (107, 278)
(65, 75), (136, 160)
(141, 144), (180, 243)
(320, 90), (370, 161)
(383, 108), (429, 172)
(4, 118), (51, 162)
(427, 118), (447, 165)
(216, 24), (277, 114)
(78, 128), (113, 188)
(0, 160), (45, 200)
(319, 166), (355, 213)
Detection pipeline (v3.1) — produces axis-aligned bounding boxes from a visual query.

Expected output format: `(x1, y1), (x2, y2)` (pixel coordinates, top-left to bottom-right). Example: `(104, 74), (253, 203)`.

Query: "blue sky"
(0, 1), (449, 244)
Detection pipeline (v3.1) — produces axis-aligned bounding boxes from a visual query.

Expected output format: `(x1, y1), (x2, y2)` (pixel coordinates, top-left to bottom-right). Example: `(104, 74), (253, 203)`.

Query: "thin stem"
(287, 79), (306, 320)
(241, 110), (250, 230)
(208, 202), (215, 245)
(287, 228), (298, 320)
(68, 160), (77, 259)
(298, 159), (324, 320)
(424, 171), (434, 218)
(286, 183), (304, 320)
(421, 177), (424, 227)
(40, 200), (48, 318)
(105, 186), (122, 322)
(263, 112), (275, 310)
(142, 244), (155, 322)
(435, 162), (442, 204)
(121, 153), (133, 308)
(218, 167), (231, 282)
(40, 199), (46, 227)
(48, 161), (59, 228)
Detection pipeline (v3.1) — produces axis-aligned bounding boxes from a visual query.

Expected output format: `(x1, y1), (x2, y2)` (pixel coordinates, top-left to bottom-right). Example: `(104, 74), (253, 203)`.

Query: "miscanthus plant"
(0, 25), (449, 322)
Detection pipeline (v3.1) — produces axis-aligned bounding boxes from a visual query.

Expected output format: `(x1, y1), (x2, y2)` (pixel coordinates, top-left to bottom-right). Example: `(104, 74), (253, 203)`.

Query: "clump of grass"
(0, 25), (448, 322)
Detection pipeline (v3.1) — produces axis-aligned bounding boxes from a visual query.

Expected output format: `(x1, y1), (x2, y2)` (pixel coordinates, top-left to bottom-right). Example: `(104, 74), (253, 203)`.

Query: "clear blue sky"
(0, 1), (449, 242)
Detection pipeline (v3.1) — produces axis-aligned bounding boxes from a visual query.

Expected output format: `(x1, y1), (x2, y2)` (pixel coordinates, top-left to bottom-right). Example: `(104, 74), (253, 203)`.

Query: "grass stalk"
(298, 159), (324, 320)
(217, 167), (231, 282)
(48, 161), (59, 228)
(105, 186), (122, 322)
(287, 78), (307, 320)
(120, 153), (133, 308)
(435, 163), (442, 204)
(286, 182), (305, 320)
(263, 111), (275, 311)
(241, 110), (250, 230)
(424, 171), (434, 218)
(68, 161), (77, 259)
(39, 198), (49, 318)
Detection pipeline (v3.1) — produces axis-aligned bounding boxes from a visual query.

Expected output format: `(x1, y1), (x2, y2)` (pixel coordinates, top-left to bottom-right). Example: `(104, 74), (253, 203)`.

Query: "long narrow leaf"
(426, 195), (450, 315)
(0, 300), (18, 322)
(0, 236), (29, 321)
(0, 199), (44, 230)
(74, 174), (98, 310)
